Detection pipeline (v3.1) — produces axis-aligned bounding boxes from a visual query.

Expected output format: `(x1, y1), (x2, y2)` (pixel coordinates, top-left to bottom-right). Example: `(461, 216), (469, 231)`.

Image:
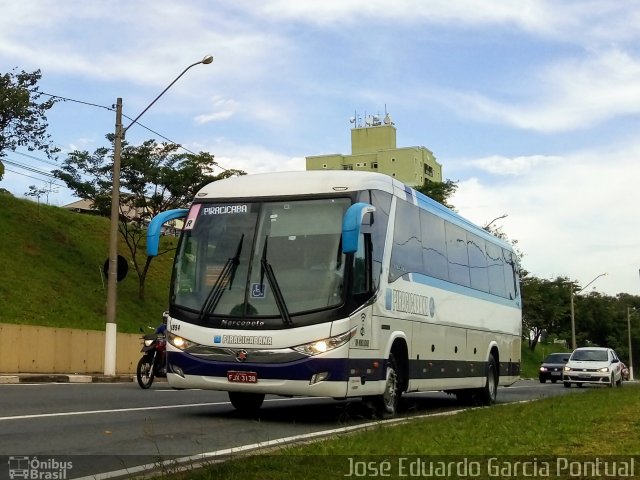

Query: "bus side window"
(420, 210), (448, 281)
(353, 233), (372, 296)
(445, 222), (470, 287)
(390, 199), (422, 282)
(358, 189), (391, 292)
(486, 242), (506, 297)
(468, 233), (489, 293)
(175, 236), (198, 293)
(503, 249), (518, 300)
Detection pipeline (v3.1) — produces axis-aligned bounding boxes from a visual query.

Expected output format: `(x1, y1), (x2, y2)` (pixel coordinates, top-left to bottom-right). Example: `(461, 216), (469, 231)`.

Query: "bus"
(147, 170), (521, 414)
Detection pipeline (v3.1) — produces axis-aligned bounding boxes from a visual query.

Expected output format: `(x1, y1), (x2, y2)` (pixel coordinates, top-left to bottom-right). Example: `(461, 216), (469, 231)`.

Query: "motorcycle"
(136, 327), (166, 389)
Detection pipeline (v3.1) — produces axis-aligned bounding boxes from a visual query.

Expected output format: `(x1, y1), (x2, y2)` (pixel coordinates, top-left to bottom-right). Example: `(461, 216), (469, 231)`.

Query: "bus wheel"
(228, 392), (265, 412)
(474, 354), (498, 406)
(374, 353), (401, 416)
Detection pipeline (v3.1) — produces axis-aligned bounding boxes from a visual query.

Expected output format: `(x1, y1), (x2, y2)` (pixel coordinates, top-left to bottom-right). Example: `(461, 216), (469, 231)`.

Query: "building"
(305, 113), (442, 187)
(62, 197), (183, 234)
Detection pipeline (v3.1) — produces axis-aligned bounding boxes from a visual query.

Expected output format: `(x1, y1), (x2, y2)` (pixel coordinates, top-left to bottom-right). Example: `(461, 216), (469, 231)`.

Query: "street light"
(104, 55), (213, 376)
(628, 306), (638, 381)
(569, 272), (607, 350)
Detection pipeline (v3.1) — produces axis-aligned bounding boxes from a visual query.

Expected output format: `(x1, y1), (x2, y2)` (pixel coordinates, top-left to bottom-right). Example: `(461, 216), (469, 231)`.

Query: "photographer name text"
(345, 457), (636, 478)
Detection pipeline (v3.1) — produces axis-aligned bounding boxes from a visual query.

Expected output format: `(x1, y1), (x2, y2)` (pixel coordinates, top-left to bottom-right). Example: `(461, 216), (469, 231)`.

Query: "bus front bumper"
(166, 350), (385, 398)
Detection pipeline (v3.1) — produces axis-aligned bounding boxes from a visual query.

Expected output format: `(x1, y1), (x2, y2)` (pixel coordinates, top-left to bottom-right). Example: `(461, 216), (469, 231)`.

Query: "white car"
(563, 347), (623, 388)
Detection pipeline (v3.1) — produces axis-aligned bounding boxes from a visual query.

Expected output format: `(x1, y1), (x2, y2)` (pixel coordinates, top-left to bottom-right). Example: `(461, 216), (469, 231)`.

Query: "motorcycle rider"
(154, 317), (167, 375)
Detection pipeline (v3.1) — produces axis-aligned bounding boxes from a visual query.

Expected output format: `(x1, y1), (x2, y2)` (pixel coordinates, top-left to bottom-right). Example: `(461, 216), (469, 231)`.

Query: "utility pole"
(104, 97), (123, 376)
(102, 56), (213, 376)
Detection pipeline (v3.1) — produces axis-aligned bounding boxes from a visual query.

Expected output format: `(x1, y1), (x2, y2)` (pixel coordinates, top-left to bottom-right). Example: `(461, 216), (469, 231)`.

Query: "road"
(0, 379), (582, 479)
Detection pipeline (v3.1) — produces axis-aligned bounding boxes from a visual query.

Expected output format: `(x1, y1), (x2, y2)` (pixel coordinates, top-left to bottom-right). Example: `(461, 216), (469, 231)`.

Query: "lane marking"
(0, 402), (228, 421)
(0, 396), (324, 422)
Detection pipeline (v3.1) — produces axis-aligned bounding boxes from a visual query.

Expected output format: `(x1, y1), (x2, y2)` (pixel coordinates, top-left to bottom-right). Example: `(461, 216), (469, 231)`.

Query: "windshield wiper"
(198, 234), (244, 320)
(260, 235), (293, 327)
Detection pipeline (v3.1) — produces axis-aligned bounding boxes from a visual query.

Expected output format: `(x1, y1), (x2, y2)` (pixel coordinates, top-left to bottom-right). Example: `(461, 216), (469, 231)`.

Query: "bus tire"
(474, 354), (498, 406)
(373, 353), (401, 416)
(228, 392), (265, 412)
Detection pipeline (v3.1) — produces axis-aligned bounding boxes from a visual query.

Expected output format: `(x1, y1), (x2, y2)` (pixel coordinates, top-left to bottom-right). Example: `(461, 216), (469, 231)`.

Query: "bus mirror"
(147, 208), (188, 257)
(342, 202), (376, 254)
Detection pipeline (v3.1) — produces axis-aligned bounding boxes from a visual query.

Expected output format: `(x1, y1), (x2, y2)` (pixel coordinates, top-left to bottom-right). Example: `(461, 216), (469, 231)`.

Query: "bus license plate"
(227, 371), (258, 383)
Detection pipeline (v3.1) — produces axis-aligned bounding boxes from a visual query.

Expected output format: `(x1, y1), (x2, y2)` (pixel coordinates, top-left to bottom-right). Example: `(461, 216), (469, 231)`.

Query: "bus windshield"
(171, 197), (350, 319)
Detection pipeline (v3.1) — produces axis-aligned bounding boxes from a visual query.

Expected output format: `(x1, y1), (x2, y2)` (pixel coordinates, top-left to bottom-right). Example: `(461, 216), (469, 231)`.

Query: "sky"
(1, 0), (639, 296)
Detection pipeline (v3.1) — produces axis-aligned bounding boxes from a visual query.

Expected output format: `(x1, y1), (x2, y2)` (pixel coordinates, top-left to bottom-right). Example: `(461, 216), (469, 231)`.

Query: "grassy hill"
(0, 194), (176, 333)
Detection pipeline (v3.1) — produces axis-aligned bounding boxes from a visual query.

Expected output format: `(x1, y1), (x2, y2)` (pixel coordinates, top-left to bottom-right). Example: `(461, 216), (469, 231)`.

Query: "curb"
(0, 374), (137, 384)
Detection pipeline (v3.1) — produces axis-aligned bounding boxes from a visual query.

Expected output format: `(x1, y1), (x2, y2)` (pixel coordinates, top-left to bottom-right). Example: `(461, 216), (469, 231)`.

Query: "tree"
(414, 179), (458, 209)
(25, 184), (47, 203)
(25, 184), (48, 217)
(521, 275), (572, 350)
(54, 136), (245, 299)
(0, 69), (59, 179)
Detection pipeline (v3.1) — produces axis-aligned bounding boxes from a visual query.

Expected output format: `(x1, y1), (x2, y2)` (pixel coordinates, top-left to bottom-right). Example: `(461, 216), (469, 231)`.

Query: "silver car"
(563, 347), (623, 388)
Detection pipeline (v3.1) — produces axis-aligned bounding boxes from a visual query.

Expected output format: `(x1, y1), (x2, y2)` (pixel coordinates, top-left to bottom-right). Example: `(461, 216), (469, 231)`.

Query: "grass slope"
(182, 385), (640, 480)
(0, 194), (175, 333)
(521, 341), (572, 379)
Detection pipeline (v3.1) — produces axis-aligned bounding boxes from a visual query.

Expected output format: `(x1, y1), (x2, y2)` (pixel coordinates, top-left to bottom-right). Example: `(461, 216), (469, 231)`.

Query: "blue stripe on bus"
(169, 352), (521, 383)
(167, 352), (387, 382)
(405, 272), (521, 309)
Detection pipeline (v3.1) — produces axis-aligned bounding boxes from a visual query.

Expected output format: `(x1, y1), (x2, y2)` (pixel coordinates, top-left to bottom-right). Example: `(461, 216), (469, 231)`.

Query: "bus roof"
(195, 170), (397, 198)
(195, 170), (514, 251)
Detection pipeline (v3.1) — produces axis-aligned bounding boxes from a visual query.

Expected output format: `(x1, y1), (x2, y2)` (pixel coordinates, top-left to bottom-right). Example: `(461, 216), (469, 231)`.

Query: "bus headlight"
(168, 333), (196, 350)
(293, 328), (357, 356)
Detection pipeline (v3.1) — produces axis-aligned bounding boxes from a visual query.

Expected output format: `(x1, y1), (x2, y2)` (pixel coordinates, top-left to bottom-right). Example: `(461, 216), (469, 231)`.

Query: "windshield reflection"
(171, 198), (349, 318)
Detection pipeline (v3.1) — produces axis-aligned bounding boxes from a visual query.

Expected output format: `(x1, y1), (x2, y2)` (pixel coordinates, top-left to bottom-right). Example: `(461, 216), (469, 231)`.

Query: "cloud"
(465, 155), (563, 176)
(452, 144), (640, 295)
(190, 140), (306, 175)
(239, 0), (639, 45)
(194, 97), (239, 124)
(442, 49), (640, 132)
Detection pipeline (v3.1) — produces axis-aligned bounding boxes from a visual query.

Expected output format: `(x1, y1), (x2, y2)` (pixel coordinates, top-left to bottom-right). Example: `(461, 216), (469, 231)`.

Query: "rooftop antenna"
(350, 110), (360, 128)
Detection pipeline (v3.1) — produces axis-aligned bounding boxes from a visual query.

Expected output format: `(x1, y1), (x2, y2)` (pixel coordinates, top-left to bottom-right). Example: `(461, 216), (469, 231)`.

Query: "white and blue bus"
(147, 170), (521, 414)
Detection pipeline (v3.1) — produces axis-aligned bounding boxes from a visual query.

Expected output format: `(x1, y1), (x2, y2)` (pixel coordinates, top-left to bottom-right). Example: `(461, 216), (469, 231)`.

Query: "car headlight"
(563, 366), (571, 372)
(539, 367), (547, 372)
(293, 327), (357, 356)
(598, 367), (610, 373)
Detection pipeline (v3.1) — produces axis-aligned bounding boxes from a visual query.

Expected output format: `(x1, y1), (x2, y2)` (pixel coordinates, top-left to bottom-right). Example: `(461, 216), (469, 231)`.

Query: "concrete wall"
(0, 323), (141, 374)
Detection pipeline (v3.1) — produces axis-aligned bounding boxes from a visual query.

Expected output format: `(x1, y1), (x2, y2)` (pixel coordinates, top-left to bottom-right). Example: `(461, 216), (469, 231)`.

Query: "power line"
(40, 91), (230, 172)
(4, 167), (67, 189)
(3, 158), (58, 179)
(13, 150), (60, 168)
